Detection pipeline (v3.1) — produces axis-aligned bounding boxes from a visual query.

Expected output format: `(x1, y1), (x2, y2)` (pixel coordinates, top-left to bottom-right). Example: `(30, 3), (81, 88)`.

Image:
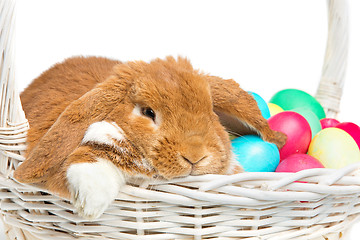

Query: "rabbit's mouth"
(147, 150), (229, 180)
(179, 155), (216, 176)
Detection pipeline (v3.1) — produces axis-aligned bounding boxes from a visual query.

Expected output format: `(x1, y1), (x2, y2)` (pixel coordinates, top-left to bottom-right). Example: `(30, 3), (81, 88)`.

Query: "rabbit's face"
(109, 58), (233, 179)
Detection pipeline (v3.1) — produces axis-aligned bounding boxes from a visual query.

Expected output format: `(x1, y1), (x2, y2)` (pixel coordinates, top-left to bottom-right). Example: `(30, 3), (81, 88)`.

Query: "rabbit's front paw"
(66, 159), (125, 220)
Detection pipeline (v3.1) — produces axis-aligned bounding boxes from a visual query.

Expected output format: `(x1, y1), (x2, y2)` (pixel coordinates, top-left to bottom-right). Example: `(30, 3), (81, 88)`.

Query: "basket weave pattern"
(1, 166), (360, 239)
(1, 0), (359, 239)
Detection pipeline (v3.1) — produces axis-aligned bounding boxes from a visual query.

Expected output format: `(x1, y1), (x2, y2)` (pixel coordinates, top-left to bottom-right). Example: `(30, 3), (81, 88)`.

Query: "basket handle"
(0, 0), (27, 177)
(315, 0), (349, 118)
(0, 0), (26, 127)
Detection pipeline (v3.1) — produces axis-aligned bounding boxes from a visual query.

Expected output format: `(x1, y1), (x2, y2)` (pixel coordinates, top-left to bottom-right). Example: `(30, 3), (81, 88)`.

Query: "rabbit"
(14, 56), (286, 219)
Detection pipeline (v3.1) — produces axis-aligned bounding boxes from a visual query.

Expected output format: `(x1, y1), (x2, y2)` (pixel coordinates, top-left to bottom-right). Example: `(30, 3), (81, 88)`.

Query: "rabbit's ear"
(14, 73), (131, 184)
(207, 76), (286, 148)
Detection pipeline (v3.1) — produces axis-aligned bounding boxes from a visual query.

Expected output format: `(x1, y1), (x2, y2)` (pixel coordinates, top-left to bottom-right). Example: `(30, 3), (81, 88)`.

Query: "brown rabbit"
(14, 56), (286, 219)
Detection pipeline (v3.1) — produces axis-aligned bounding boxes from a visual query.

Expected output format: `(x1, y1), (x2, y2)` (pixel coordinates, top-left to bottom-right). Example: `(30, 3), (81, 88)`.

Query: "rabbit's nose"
(180, 134), (207, 165)
(181, 155), (207, 165)
(181, 135), (207, 165)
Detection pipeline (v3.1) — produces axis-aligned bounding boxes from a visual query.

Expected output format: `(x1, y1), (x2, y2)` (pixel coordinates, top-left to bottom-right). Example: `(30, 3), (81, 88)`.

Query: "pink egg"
(335, 122), (360, 149)
(268, 111), (312, 160)
(320, 118), (340, 129)
(275, 154), (324, 173)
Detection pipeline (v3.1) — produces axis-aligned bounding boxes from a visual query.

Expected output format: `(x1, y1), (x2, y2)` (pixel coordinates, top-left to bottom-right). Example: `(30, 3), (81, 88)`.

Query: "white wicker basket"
(1, 0), (359, 239)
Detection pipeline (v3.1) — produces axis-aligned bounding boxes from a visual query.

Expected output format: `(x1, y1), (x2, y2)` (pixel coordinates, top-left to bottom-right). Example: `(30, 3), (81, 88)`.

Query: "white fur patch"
(82, 121), (125, 146)
(132, 158), (154, 173)
(66, 158), (125, 219)
(132, 104), (143, 118)
(226, 152), (243, 174)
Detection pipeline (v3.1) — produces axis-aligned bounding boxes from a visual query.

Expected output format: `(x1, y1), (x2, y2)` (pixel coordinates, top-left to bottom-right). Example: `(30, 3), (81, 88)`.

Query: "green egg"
(291, 107), (322, 139)
(270, 89), (326, 120)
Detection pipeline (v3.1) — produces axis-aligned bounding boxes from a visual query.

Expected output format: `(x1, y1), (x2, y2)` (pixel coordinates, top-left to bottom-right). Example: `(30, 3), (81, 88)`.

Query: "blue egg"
(248, 91), (271, 119)
(231, 135), (280, 172)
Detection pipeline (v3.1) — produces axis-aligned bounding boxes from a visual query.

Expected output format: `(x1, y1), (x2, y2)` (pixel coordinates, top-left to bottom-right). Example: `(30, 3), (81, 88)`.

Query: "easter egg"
(308, 128), (360, 169)
(291, 107), (321, 138)
(249, 92), (271, 119)
(268, 111), (312, 160)
(231, 135), (280, 172)
(269, 89), (326, 120)
(335, 122), (360, 149)
(320, 118), (340, 129)
(268, 103), (284, 116)
(228, 133), (238, 141)
(275, 154), (324, 173)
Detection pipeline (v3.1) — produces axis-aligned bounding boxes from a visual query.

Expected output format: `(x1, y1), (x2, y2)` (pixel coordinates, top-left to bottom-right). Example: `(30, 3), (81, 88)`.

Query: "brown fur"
(208, 76), (286, 146)
(21, 56), (121, 152)
(14, 56), (286, 198)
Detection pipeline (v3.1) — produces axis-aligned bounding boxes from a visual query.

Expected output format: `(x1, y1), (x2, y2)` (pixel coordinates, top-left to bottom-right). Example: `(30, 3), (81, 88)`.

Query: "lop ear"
(14, 74), (130, 184)
(207, 76), (286, 148)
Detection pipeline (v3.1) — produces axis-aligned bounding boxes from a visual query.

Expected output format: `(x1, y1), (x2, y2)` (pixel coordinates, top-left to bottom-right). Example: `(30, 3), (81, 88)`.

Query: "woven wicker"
(1, 0), (359, 239)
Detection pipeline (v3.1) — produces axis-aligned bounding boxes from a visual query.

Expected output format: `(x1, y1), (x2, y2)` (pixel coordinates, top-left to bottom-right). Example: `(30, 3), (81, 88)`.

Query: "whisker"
(227, 130), (241, 136)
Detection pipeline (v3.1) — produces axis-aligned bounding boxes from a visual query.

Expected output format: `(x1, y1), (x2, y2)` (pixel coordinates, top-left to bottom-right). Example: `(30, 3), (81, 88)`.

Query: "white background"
(1, 0), (360, 239)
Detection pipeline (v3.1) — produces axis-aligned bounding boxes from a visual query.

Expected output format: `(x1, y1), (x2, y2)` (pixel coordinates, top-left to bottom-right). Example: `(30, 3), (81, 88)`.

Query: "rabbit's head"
(104, 57), (234, 179)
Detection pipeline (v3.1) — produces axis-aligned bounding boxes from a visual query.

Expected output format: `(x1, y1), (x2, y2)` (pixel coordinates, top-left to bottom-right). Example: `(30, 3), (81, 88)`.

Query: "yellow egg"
(228, 133), (238, 141)
(308, 128), (360, 169)
(268, 103), (284, 116)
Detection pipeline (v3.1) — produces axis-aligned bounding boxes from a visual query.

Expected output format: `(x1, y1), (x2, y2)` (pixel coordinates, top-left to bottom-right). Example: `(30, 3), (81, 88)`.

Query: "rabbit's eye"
(141, 107), (156, 121)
